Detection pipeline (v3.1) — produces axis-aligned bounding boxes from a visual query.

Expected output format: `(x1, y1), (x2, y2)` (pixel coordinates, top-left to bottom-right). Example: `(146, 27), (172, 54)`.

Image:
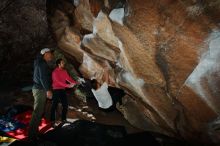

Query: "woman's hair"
(91, 79), (98, 90)
(56, 58), (63, 66)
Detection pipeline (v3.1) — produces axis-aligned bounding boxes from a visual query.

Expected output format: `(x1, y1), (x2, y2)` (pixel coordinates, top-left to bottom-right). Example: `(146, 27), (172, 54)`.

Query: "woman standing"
(51, 58), (77, 124)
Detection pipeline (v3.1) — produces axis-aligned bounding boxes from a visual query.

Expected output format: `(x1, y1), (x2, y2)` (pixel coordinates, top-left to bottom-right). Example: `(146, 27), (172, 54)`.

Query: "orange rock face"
(49, 0), (220, 144)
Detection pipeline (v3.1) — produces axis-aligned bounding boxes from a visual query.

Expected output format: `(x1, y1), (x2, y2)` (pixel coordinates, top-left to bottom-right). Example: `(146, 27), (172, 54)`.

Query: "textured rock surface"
(0, 0), (53, 85)
(47, 0), (220, 144)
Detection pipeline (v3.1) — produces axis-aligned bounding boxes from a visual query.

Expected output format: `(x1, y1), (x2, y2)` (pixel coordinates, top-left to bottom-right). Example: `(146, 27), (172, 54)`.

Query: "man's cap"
(40, 48), (53, 55)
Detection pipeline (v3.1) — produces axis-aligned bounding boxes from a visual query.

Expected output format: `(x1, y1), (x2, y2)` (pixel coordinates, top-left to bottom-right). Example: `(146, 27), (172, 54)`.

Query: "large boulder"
(47, 0), (220, 144)
(2, 0), (220, 144)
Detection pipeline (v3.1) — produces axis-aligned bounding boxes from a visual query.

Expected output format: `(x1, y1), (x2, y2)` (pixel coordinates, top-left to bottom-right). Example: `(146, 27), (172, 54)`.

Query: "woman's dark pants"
(50, 89), (68, 121)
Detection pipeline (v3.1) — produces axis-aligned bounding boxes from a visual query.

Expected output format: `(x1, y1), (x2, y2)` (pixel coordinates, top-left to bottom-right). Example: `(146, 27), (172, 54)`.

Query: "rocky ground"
(0, 85), (207, 146)
(0, 85), (140, 134)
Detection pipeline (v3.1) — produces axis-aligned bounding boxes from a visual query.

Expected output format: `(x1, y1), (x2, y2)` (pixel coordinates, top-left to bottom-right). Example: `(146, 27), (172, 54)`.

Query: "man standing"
(28, 48), (54, 140)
